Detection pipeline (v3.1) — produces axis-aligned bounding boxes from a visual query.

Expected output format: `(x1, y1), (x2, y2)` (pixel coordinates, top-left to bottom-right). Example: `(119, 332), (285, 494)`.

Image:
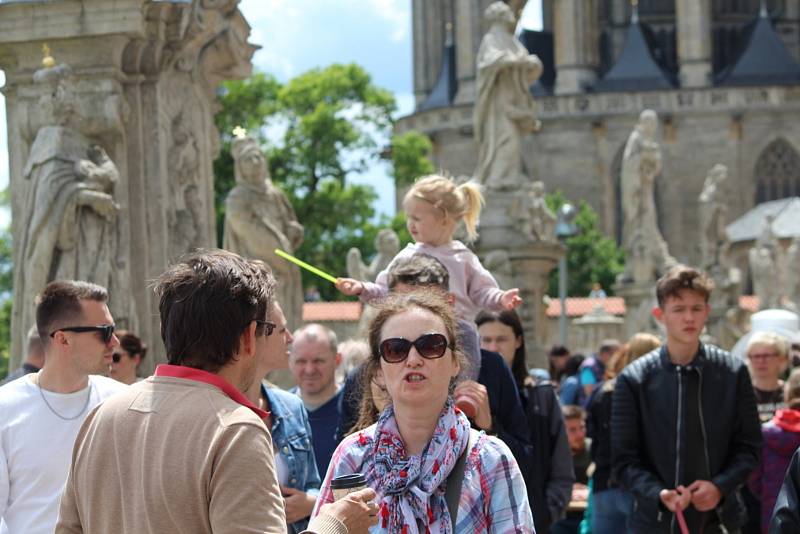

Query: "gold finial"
(41, 43), (55, 69)
(232, 126), (247, 139)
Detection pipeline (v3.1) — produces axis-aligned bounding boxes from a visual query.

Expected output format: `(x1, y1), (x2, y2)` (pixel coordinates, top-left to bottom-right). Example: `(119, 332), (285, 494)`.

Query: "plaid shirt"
(312, 423), (535, 533)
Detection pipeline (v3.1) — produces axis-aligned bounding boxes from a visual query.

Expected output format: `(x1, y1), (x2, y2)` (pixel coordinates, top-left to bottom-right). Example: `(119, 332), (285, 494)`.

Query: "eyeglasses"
(378, 333), (450, 363)
(50, 324), (116, 344)
(748, 352), (779, 362)
(255, 320), (276, 337)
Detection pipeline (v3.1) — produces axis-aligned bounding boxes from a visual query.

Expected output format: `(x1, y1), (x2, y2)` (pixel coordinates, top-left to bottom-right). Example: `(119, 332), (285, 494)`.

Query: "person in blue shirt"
(290, 324), (343, 478)
(579, 339), (619, 402)
(244, 302), (321, 533)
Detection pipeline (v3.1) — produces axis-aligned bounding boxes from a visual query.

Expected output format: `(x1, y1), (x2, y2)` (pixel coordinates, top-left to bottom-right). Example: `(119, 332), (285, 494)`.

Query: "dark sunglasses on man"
(50, 324), (116, 344)
(378, 333), (452, 363)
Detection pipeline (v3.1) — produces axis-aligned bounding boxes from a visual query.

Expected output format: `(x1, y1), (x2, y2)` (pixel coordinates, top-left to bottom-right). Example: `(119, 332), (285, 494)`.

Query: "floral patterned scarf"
(365, 397), (471, 534)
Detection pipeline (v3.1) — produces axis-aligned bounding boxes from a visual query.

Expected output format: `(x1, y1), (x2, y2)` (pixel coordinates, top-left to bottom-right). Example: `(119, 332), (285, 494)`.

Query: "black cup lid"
(330, 473), (366, 489)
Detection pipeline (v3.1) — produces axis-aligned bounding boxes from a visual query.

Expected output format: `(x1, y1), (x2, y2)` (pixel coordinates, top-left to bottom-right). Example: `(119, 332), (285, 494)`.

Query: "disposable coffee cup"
(331, 473), (367, 501)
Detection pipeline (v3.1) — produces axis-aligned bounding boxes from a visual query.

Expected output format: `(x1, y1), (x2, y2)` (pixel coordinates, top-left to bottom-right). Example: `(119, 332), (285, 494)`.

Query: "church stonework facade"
(399, 0), (800, 268)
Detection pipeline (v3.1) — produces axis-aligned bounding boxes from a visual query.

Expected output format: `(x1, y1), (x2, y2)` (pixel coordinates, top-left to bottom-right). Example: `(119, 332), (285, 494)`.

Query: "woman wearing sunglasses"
(312, 292), (533, 533)
(108, 330), (147, 385)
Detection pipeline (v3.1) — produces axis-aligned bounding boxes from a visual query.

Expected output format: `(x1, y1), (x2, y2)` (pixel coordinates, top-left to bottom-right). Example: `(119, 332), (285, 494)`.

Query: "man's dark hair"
(656, 264), (714, 307)
(386, 253), (449, 291)
(155, 249), (276, 373)
(36, 281), (108, 344)
(599, 339), (621, 355)
(549, 344), (570, 357)
(562, 404), (586, 421)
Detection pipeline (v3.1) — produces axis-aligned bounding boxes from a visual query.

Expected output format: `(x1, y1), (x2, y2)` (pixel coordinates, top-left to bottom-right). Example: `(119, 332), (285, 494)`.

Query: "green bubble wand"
(274, 249), (339, 285)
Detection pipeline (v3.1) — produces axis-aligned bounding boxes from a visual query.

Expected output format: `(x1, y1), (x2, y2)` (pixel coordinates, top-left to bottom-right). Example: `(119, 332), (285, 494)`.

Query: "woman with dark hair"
(476, 310), (573, 534)
(108, 330), (147, 385)
(315, 292), (533, 532)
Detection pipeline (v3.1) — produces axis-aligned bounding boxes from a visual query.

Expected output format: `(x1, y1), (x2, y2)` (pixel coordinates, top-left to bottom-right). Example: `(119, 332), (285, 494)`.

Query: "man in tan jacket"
(56, 250), (377, 534)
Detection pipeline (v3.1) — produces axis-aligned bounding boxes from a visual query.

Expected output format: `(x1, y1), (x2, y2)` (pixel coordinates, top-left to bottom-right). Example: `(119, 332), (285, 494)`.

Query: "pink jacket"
(360, 241), (505, 322)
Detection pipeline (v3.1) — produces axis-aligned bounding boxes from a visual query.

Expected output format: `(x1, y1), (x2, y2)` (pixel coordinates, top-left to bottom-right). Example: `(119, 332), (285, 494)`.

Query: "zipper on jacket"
(671, 366), (684, 534)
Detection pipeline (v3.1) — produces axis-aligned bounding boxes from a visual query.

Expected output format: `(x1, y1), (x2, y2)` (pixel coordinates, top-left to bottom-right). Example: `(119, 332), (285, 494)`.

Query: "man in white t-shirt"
(0, 280), (127, 534)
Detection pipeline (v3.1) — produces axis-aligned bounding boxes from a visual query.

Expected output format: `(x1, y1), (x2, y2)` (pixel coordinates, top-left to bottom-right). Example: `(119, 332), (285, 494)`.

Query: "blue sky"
(0, 0), (542, 225)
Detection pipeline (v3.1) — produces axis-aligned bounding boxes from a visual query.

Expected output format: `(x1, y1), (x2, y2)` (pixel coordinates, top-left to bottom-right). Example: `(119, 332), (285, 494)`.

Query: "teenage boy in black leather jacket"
(611, 265), (762, 533)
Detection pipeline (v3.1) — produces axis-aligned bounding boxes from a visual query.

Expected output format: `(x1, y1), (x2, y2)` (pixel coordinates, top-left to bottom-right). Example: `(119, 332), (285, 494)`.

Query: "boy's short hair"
(655, 265), (714, 308)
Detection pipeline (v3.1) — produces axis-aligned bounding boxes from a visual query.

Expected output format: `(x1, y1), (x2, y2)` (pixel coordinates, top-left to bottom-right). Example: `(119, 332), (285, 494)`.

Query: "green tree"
(546, 192), (624, 297)
(389, 131), (435, 187)
(214, 64), (424, 301)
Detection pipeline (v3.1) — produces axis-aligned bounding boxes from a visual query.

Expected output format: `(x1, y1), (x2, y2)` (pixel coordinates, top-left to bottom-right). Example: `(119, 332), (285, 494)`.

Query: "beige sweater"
(55, 376), (346, 534)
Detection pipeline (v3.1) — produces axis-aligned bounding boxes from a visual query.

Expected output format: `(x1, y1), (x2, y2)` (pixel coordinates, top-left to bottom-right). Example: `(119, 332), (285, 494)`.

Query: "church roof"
(418, 25), (457, 111)
(726, 197), (800, 243)
(716, 6), (800, 87)
(594, 7), (675, 92)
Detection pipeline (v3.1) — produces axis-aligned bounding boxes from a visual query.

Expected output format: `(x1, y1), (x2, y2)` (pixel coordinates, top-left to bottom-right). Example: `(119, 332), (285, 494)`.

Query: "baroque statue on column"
(510, 180), (557, 242)
(347, 228), (400, 282)
(618, 109), (676, 284)
(223, 131), (305, 328)
(474, 1), (542, 190)
(13, 58), (121, 342)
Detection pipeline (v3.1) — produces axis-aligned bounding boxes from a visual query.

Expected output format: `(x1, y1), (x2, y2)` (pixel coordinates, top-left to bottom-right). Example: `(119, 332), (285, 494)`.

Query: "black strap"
(445, 429), (477, 530)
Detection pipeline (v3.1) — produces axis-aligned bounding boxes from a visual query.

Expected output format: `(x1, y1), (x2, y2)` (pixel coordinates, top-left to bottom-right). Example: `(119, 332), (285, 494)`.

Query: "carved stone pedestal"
(614, 282), (659, 339)
(477, 191), (564, 369)
(572, 305), (624, 355)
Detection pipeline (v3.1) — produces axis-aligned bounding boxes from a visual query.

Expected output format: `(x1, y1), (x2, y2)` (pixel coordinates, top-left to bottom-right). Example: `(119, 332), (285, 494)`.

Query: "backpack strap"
(445, 429), (479, 530)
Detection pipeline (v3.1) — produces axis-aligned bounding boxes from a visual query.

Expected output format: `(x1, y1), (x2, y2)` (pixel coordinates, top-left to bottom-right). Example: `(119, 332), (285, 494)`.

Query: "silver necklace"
(36, 376), (93, 421)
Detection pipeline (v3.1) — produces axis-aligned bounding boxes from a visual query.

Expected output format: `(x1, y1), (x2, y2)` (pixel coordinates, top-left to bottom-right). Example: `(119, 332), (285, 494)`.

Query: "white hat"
(731, 309), (800, 359)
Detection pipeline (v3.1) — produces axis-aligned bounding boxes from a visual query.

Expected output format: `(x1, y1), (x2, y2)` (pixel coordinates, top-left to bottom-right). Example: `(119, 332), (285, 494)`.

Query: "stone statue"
(347, 229), (400, 282)
(12, 61), (121, 345)
(787, 236), (800, 311)
(223, 132), (304, 328)
(698, 164), (730, 270)
(167, 111), (203, 254)
(749, 215), (784, 310)
(483, 250), (514, 291)
(618, 110), (676, 283)
(474, 1), (542, 190)
(510, 181), (557, 242)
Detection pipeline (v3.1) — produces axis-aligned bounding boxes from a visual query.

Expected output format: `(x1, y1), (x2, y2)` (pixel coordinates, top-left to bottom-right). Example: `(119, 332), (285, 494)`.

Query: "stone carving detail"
(223, 133), (304, 328)
(347, 229), (400, 282)
(618, 110), (676, 284)
(474, 1), (542, 190)
(12, 62), (122, 344)
(167, 111), (204, 253)
(698, 164), (730, 270)
(787, 236), (800, 311)
(748, 215), (785, 310)
(510, 181), (557, 243)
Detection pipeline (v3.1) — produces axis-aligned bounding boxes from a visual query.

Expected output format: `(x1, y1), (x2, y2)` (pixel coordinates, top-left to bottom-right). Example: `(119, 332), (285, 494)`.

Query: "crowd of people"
(1, 173), (799, 533)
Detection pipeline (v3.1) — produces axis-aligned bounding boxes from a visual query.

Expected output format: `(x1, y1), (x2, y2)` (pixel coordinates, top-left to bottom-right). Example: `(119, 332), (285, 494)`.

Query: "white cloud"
(362, 0), (410, 42)
(518, 0), (543, 31)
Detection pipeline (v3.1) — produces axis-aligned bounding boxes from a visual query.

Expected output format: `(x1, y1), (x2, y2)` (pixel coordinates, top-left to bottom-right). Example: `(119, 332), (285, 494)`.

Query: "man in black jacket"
(770, 446), (800, 532)
(612, 265), (762, 533)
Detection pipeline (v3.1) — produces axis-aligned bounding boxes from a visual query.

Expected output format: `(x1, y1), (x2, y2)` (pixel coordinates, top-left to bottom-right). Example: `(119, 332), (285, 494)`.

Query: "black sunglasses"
(50, 324), (116, 344)
(378, 333), (450, 363)
(255, 320), (276, 337)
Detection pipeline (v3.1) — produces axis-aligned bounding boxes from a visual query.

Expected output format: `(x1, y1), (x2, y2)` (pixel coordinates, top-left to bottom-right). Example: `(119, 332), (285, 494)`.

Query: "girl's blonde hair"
(404, 174), (484, 242)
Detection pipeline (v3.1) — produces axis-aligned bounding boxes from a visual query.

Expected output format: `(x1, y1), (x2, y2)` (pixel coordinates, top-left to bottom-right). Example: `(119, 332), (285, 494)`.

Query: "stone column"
(453, 0), (477, 103)
(676, 0), (712, 88)
(554, 0), (599, 94)
(0, 0), (256, 373)
(476, 191), (564, 370)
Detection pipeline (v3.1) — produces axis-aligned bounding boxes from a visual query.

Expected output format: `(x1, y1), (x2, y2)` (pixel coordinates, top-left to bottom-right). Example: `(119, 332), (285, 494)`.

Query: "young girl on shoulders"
(337, 174), (521, 320)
